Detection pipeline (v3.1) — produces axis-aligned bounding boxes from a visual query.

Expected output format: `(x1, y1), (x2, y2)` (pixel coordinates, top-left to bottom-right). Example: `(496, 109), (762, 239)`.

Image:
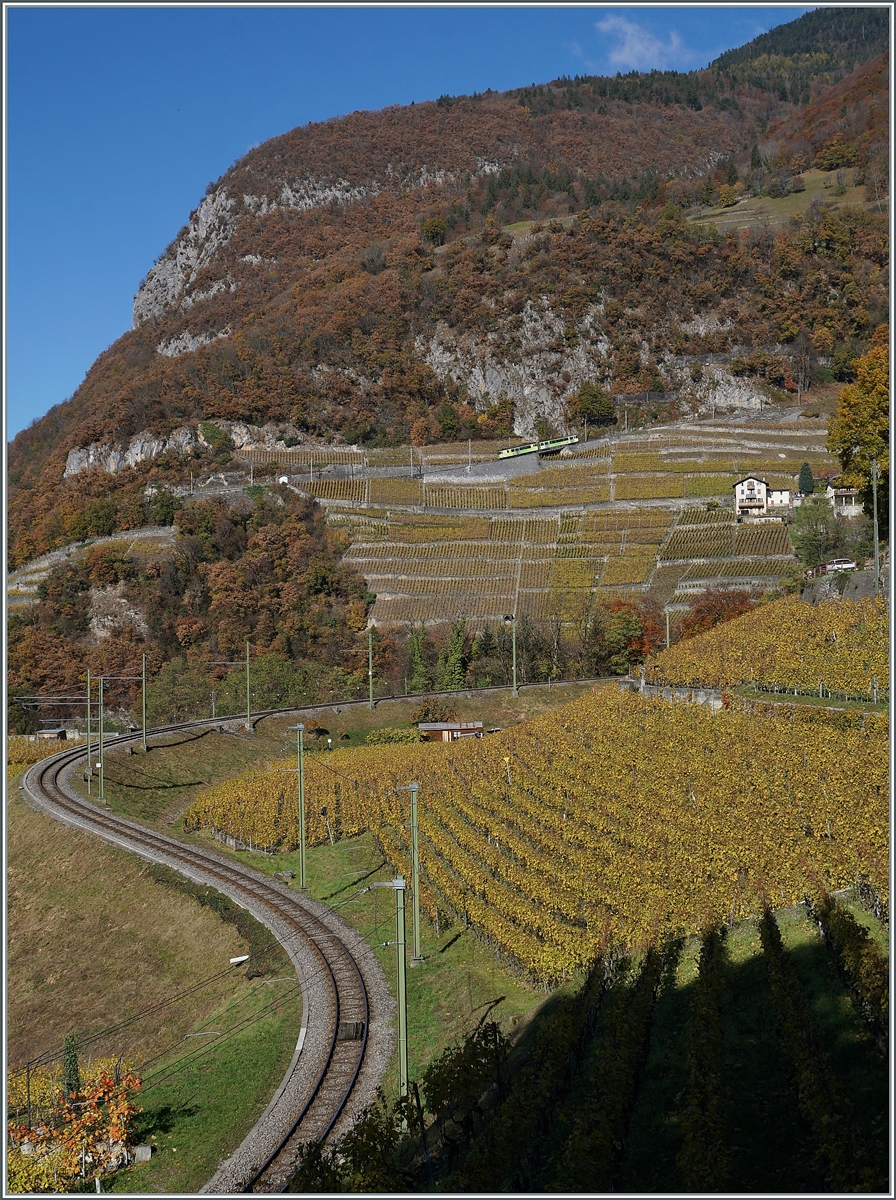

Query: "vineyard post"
(141, 653), (147, 752)
(26, 1060), (31, 1131)
(98, 677), (104, 803)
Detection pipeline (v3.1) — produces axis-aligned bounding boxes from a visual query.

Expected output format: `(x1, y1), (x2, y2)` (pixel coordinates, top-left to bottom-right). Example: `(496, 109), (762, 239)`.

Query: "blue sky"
(5, 5), (815, 440)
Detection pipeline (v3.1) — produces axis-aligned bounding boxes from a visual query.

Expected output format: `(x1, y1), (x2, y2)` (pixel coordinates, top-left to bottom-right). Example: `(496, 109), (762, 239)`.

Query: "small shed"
(418, 721), (484, 742)
(37, 728), (67, 741)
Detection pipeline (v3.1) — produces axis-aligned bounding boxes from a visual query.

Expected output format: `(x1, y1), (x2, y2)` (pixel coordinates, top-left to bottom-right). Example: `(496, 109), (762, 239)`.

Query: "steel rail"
(18, 720), (375, 1193)
(17, 681), (617, 1188)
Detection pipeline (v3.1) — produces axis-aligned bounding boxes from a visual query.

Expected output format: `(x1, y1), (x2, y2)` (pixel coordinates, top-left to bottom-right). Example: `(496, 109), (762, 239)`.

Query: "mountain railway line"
(18, 717), (390, 1194)
(16, 680), (623, 1188)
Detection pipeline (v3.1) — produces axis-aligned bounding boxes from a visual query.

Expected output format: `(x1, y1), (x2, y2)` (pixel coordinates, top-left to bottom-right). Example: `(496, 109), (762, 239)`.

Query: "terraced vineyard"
(304, 420), (834, 625)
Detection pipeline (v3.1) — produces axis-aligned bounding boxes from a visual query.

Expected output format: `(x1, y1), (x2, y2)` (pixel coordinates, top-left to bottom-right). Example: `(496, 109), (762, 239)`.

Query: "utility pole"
(86, 669), (92, 794)
(245, 640), (251, 732)
(871, 458), (880, 595)
(98, 677), (104, 803)
(666, 607), (671, 648)
(409, 783), (423, 965)
(141, 654), (147, 752)
(394, 878), (409, 1102)
(512, 616), (518, 698)
(208, 649), (253, 726)
(504, 614), (518, 698)
(288, 724), (308, 892)
(374, 879), (408, 1102)
(368, 626), (375, 710)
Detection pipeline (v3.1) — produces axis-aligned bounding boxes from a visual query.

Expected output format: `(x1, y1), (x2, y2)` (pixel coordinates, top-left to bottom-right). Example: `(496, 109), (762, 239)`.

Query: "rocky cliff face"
(63, 427), (197, 477)
(62, 420), (314, 478)
(133, 189), (238, 326)
(133, 159), (506, 328)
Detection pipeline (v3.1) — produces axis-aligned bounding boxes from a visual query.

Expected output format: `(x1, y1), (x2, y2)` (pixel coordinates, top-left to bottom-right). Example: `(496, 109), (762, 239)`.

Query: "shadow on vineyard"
(288, 901), (888, 1193)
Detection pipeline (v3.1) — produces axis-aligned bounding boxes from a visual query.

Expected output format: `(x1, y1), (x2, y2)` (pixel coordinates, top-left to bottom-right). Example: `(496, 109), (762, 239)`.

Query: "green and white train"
(497, 435), (579, 459)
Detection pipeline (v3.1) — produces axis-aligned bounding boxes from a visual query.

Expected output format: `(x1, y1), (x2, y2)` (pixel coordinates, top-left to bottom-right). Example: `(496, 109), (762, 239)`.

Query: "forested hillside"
(7, 490), (375, 729)
(7, 8), (888, 569)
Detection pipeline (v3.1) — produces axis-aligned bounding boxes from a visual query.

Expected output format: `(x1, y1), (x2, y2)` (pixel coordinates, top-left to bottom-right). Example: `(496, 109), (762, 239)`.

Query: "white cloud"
(595, 15), (691, 72)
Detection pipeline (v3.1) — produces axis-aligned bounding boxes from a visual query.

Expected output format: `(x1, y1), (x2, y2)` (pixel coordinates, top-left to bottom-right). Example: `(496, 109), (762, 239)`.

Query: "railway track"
(18, 716), (392, 1194)
(17, 683), (616, 1187)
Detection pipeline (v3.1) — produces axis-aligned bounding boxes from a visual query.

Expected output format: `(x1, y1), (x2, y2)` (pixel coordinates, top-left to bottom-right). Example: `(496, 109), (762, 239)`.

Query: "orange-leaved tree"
(827, 323), (889, 534)
(7, 1069), (142, 1192)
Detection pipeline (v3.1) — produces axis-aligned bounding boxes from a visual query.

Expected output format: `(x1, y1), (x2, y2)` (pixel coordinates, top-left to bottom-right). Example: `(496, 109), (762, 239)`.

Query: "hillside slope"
(7, 9), (888, 569)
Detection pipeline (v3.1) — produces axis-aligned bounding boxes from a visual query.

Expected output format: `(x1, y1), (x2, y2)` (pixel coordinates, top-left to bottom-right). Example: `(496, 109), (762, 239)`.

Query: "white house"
(825, 484), (863, 517)
(791, 484), (864, 517)
(733, 477), (791, 518)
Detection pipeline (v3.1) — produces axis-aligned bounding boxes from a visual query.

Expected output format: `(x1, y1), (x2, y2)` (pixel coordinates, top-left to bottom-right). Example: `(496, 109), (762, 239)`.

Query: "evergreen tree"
(435, 622), (468, 691)
(62, 1033), (80, 1099)
(798, 462), (815, 495)
(407, 626), (431, 694)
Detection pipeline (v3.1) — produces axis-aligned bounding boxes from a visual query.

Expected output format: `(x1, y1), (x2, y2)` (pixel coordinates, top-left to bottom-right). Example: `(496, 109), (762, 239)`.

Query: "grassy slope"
(690, 166), (879, 233)
(6, 789), (262, 1067)
(106, 981), (302, 1194)
(6, 784), (302, 1193)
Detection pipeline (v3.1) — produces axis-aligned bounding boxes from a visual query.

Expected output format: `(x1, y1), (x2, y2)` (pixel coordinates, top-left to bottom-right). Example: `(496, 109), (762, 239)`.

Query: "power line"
(25, 881), (378, 1070)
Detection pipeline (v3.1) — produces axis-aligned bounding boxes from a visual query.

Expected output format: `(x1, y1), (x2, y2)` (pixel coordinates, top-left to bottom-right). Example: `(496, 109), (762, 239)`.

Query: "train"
(497, 435), (579, 459)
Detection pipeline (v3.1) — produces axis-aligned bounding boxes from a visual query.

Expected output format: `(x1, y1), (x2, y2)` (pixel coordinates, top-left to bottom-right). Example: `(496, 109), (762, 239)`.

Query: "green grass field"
(6, 788), (302, 1195)
(690, 167), (878, 234)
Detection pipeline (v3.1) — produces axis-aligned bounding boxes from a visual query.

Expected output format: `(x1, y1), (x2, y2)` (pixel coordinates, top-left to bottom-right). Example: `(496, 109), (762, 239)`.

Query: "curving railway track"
(18, 716), (393, 1194)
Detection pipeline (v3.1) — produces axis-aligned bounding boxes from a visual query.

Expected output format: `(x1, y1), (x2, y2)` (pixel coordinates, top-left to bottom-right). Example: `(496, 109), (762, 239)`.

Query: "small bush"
(365, 726), (424, 745)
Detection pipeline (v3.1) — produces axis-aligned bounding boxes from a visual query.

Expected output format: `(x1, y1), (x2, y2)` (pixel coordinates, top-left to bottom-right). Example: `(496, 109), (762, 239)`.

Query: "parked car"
(823, 558), (857, 573)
